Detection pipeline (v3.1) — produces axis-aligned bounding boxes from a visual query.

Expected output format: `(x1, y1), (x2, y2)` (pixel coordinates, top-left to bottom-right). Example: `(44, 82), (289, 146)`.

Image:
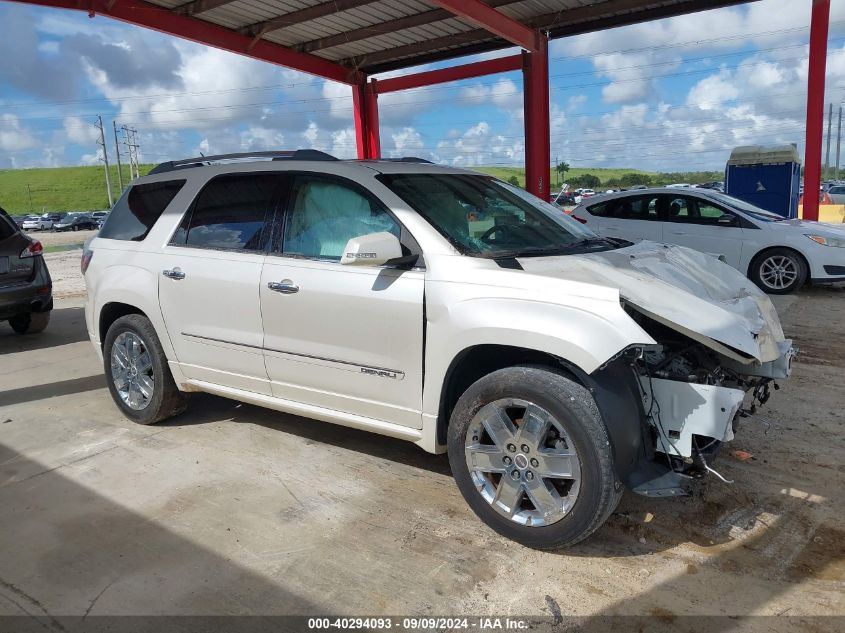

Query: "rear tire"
(9, 311), (50, 334)
(447, 366), (622, 549)
(103, 314), (188, 425)
(750, 247), (807, 294)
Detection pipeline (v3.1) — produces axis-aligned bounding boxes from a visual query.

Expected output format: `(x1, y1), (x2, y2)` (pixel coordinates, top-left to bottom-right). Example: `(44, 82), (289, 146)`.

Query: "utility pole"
(825, 103), (833, 180)
(836, 104), (843, 180)
(27, 184), (33, 212)
(121, 126), (141, 179)
(113, 120), (124, 192)
(95, 116), (113, 207)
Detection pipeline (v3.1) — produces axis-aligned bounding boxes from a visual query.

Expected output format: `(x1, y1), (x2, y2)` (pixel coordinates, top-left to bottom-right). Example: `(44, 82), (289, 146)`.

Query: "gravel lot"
(0, 250), (842, 626)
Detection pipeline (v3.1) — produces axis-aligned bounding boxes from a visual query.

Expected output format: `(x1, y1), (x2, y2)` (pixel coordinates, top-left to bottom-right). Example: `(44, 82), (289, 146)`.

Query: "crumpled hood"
(517, 241), (787, 363)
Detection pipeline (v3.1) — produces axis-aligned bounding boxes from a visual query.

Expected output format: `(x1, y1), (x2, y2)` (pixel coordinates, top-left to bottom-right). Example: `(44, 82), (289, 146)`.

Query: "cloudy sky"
(2, 0), (845, 172)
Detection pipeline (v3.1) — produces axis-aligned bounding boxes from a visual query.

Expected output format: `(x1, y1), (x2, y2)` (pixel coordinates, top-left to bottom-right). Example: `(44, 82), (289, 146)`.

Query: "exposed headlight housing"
(806, 234), (845, 248)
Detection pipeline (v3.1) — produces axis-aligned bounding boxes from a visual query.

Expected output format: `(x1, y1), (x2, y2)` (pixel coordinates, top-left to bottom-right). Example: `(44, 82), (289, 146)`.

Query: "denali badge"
(361, 367), (400, 379)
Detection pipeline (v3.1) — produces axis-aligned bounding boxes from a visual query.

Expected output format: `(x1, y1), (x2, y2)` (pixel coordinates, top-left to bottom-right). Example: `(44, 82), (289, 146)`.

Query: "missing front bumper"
(639, 378), (746, 459)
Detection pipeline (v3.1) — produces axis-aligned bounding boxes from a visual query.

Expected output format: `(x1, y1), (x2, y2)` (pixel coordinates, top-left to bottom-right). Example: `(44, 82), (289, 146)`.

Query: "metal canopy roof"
(140, 0), (752, 76)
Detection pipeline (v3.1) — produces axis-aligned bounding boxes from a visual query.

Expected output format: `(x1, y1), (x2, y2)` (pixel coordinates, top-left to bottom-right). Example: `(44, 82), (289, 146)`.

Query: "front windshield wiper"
(488, 238), (617, 260)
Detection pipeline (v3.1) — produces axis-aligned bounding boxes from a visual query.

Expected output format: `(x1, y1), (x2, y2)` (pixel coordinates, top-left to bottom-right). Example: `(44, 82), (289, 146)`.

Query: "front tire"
(103, 314), (188, 425)
(9, 311), (50, 334)
(447, 366), (622, 549)
(750, 248), (807, 294)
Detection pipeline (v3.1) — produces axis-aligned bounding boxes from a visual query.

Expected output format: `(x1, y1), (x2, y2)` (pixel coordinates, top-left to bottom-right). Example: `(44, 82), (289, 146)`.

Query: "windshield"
(378, 174), (611, 258)
(706, 192), (784, 222)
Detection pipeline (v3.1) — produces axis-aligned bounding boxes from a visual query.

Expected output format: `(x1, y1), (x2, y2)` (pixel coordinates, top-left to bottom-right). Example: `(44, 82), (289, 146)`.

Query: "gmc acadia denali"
(84, 150), (793, 548)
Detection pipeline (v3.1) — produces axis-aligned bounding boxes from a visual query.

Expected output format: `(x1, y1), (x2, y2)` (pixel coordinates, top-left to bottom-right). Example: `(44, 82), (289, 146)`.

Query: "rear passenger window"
(172, 174), (278, 251)
(99, 180), (185, 241)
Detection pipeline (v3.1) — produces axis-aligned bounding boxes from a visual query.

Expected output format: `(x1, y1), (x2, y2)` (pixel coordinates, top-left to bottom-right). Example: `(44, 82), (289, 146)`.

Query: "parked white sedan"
(571, 188), (845, 294)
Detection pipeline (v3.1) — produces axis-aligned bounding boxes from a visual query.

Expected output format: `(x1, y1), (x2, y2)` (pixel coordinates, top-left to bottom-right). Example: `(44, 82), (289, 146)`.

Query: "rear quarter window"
(99, 180), (186, 241)
(0, 208), (17, 240)
(585, 200), (612, 217)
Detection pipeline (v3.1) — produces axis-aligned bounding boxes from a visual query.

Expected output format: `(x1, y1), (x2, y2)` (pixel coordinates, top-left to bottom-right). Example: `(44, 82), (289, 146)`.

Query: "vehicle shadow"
(0, 374), (105, 408)
(0, 443), (328, 622)
(162, 392), (452, 477)
(0, 306), (88, 354)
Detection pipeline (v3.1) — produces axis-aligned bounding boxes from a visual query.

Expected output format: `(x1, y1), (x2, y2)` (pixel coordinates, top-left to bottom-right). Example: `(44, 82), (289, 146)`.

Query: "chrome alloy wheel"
(760, 255), (798, 290)
(110, 331), (155, 410)
(464, 399), (581, 527)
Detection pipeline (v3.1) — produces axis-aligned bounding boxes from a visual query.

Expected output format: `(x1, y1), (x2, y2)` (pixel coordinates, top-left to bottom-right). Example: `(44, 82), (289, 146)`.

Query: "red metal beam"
(352, 81), (380, 159)
(523, 38), (550, 200)
(803, 0), (830, 221)
(428, 0), (539, 52)
(376, 55), (522, 94)
(9, 0), (360, 84)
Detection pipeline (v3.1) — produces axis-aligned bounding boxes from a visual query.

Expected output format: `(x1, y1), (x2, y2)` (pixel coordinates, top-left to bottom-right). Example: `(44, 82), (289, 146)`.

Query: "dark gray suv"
(0, 206), (52, 334)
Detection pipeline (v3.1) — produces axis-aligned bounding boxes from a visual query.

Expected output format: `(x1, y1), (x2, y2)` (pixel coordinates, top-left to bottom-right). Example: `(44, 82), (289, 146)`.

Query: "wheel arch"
(99, 302), (149, 347)
(747, 244), (811, 281)
(436, 343), (652, 486)
(435, 344), (586, 447)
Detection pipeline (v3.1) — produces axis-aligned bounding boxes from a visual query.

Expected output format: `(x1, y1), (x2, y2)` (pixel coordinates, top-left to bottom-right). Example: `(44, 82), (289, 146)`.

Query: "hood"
(774, 219), (845, 238)
(517, 241), (786, 364)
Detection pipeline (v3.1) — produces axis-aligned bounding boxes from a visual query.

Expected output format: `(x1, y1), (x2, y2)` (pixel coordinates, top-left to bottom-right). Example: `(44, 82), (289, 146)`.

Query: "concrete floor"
(0, 290), (843, 622)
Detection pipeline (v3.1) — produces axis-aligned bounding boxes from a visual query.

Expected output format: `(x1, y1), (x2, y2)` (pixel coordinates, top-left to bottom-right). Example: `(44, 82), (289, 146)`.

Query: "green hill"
(0, 163), (721, 214)
(0, 164), (153, 214)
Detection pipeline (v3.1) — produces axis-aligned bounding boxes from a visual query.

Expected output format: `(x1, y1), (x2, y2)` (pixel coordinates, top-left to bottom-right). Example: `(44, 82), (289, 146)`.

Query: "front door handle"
(162, 268), (186, 280)
(268, 280), (299, 294)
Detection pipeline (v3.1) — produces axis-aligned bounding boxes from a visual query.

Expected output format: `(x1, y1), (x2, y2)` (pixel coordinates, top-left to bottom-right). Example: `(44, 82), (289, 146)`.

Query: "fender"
(422, 293), (656, 419)
(93, 263), (177, 360)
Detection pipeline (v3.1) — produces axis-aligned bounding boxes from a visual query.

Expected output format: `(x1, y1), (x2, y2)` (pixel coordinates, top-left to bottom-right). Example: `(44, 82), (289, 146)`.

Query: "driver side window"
(282, 176), (400, 261)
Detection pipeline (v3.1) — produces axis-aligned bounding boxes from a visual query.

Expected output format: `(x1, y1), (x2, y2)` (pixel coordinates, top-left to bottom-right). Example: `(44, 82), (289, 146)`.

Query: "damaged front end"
(587, 304), (794, 498)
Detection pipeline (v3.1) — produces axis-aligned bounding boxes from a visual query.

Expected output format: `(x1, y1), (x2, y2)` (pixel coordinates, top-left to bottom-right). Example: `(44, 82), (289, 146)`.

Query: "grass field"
(474, 166), (658, 189)
(0, 164), (153, 214)
(1, 163), (720, 214)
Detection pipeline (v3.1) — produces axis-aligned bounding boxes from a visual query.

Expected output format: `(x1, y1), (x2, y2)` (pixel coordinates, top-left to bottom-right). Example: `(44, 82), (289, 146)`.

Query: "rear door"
(260, 173), (425, 428)
(157, 173), (283, 395)
(587, 194), (663, 242)
(661, 195), (745, 267)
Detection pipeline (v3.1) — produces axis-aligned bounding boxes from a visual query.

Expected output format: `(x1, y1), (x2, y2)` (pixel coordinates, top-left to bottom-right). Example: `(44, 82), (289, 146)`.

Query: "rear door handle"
(268, 280), (299, 294)
(162, 268), (186, 280)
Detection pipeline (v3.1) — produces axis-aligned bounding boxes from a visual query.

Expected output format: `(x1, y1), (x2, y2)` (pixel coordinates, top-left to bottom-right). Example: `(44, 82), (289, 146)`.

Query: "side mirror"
(340, 232), (403, 267)
(717, 214), (737, 226)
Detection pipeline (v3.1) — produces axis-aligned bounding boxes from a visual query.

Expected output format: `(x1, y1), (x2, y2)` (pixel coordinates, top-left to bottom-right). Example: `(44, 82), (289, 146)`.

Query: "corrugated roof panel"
(146, 0), (183, 9)
(318, 16), (478, 62)
(118, 1), (755, 74)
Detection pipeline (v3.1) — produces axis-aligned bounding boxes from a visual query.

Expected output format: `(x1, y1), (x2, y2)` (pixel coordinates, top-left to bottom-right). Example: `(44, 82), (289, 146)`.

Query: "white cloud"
(0, 114), (37, 151)
(686, 69), (740, 110)
(436, 121), (523, 166)
(63, 116), (100, 145)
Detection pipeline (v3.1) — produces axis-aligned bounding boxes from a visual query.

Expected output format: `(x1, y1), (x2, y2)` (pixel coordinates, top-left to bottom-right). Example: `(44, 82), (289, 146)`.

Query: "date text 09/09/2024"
(307, 617), (530, 630)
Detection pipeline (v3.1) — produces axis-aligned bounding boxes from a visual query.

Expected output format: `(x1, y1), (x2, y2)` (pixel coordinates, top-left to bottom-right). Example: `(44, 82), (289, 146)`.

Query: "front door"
(660, 195), (745, 268)
(158, 172), (282, 395)
(260, 173), (425, 428)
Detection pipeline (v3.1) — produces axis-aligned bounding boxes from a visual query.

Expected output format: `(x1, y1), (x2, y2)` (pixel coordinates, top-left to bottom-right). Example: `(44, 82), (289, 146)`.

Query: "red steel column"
(352, 80), (381, 159)
(803, 0), (831, 221)
(352, 82), (368, 159)
(365, 80), (381, 159)
(523, 36), (550, 200)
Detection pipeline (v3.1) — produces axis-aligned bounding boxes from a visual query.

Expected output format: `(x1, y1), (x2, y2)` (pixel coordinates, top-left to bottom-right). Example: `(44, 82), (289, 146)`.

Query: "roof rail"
(148, 149), (338, 175)
(378, 157), (433, 163)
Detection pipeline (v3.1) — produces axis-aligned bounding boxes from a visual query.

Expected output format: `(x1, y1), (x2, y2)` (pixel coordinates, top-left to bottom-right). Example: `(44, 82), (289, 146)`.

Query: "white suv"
(84, 150), (794, 548)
